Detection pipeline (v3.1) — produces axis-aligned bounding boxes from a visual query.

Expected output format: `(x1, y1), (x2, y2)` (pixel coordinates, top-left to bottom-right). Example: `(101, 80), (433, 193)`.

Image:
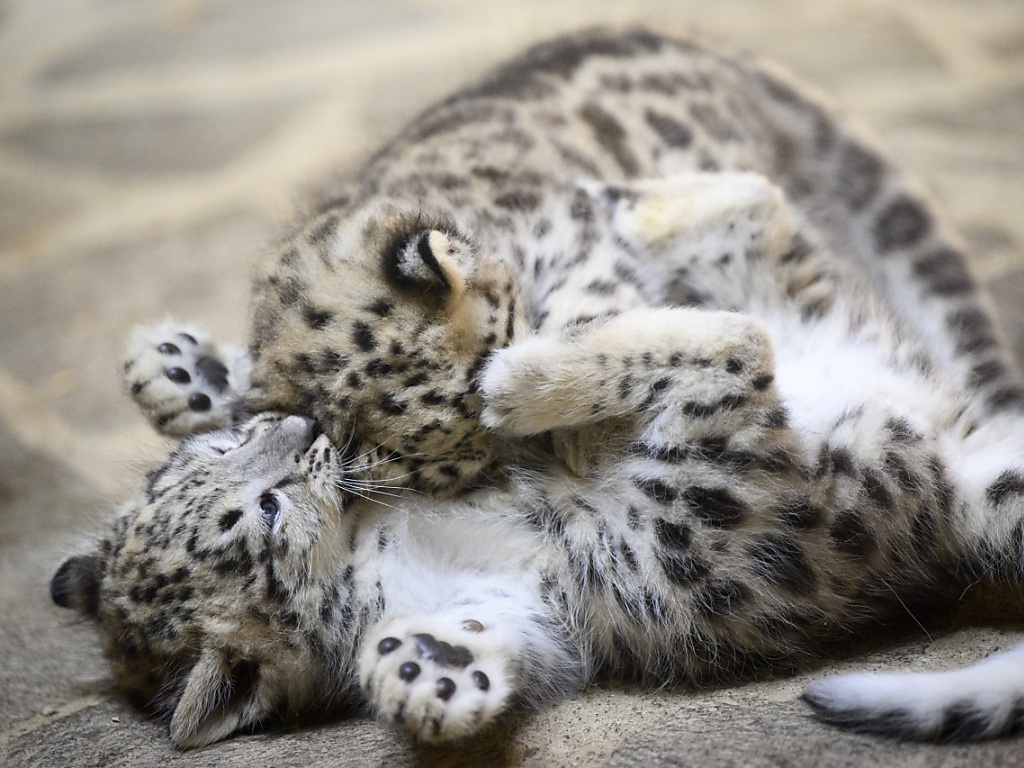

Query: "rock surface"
(2, 1), (1024, 766)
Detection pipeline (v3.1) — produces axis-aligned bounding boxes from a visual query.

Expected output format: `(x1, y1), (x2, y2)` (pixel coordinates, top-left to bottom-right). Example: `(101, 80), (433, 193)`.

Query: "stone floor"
(2, 0), (1024, 766)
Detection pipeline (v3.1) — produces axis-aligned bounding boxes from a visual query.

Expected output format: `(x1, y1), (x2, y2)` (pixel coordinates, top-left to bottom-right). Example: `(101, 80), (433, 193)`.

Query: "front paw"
(123, 320), (248, 436)
(359, 615), (511, 742)
(480, 335), (565, 436)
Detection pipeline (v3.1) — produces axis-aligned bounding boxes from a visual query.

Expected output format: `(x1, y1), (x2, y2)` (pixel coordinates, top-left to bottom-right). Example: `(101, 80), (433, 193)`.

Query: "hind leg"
(123, 320), (250, 436)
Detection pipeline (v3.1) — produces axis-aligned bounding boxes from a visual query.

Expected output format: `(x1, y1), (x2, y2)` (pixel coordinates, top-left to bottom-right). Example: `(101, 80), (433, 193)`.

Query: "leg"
(123, 320), (250, 436)
(359, 575), (584, 742)
(481, 306), (774, 437)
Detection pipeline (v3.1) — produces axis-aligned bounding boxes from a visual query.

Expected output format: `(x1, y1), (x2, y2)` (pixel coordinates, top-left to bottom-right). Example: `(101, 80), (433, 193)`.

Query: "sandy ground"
(2, 1), (1024, 765)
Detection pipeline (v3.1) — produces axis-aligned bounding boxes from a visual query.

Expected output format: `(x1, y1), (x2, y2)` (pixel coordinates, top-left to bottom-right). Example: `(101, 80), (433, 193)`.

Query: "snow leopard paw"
(123, 320), (249, 436)
(360, 615), (512, 742)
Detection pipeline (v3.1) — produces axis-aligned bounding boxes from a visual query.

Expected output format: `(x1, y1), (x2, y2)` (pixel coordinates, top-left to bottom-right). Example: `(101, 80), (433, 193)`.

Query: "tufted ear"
(169, 648), (269, 749)
(383, 229), (455, 296)
(51, 555), (101, 616)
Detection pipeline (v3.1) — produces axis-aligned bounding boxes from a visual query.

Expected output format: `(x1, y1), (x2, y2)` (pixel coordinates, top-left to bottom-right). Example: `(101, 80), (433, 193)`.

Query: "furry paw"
(479, 334), (566, 436)
(360, 615), (512, 742)
(587, 172), (795, 263)
(123, 321), (249, 436)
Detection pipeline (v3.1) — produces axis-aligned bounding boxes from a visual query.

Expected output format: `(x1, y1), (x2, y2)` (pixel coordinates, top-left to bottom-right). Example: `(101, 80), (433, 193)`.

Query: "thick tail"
(802, 644), (1024, 741)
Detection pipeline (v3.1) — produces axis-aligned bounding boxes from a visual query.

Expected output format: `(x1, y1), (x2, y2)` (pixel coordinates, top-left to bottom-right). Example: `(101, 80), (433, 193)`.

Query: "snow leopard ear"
(169, 648), (269, 749)
(51, 555), (101, 617)
(383, 228), (454, 296)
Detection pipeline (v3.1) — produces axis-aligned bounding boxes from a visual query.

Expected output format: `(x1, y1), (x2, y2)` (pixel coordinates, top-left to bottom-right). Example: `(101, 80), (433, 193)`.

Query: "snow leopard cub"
(53, 31), (1024, 748)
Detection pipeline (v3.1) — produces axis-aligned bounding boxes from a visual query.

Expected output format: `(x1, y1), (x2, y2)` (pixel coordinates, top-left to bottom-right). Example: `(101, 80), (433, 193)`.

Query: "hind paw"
(360, 615), (512, 742)
(123, 321), (249, 436)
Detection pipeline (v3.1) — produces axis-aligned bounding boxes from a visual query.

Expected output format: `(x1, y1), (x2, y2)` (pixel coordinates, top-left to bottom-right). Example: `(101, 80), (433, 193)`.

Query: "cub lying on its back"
(53, 31), (1024, 748)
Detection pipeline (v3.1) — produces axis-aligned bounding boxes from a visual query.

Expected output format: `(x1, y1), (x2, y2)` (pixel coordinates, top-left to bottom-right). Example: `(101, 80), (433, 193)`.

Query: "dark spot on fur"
(636, 478), (679, 503)
(886, 417), (920, 444)
(765, 406), (789, 429)
(367, 298), (393, 318)
(829, 510), (876, 557)
(912, 508), (938, 552)
(680, 394), (747, 418)
(420, 391), (446, 406)
(659, 551), (710, 586)
(874, 196), (931, 252)
(302, 304), (334, 330)
(863, 469), (894, 512)
(379, 394), (406, 416)
(819, 447), (856, 477)
(776, 498), (824, 529)
(972, 358), (1008, 388)
(696, 579), (748, 617)
(493, 189), (541, 211)
(352, 322), (376, 352)
(752, 374), (774, 391)
(655, 518), (692, 550)
(937, 700), (997, 742)
(747, 534), (817, 595)
(913, 248), (974, 296)
(219, 509), (243, 532)
(946, 308), (996, 355)
(683, 486), (747, 528)
(884, 451), (923, 492)
(837, 141), (884, 210)
(645, 108), (693, 148)
(689, 102), (738, 141)
(987, 471), (1024, 506)
(579, 102), (639, 176)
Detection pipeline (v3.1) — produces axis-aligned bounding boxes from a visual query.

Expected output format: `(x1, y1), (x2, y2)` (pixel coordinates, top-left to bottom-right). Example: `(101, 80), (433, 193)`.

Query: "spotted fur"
(55, 31), (1024, 748)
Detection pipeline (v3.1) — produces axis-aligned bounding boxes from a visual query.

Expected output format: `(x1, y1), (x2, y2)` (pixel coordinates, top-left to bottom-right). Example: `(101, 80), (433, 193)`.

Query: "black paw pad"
(412, 633), (474, 669)
(196, 355), (230, 393)
(472, 671), (490, 691)
(188, 393), (212, 412)
(165, 367), (191, 384)
(378, 637), (402, 655)
(436, 677), (456, 701)
(398, 662), (421, 682)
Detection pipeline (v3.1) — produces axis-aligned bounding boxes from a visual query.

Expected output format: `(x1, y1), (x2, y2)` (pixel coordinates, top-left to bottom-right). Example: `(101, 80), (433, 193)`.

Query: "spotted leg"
(123, 320), (250, 436)
(481, 305), (775, 439)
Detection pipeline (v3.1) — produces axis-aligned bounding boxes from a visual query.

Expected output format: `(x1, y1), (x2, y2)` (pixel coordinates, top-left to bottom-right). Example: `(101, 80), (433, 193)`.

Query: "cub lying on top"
(52, 30), (1024, 748)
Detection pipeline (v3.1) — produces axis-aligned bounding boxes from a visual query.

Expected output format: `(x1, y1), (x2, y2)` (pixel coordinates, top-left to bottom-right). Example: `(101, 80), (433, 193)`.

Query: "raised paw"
(359, 615), (511, 742)
(589, 171), (795, 259)
(123, 320), (249, 436)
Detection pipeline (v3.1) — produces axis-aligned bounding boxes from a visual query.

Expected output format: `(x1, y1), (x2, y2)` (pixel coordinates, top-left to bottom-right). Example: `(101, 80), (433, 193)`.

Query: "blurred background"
(1, 1), (1022, 766)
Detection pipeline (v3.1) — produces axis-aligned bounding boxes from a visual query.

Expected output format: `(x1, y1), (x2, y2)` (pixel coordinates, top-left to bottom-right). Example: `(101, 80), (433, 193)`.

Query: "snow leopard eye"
(259, 493), (281, 527)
